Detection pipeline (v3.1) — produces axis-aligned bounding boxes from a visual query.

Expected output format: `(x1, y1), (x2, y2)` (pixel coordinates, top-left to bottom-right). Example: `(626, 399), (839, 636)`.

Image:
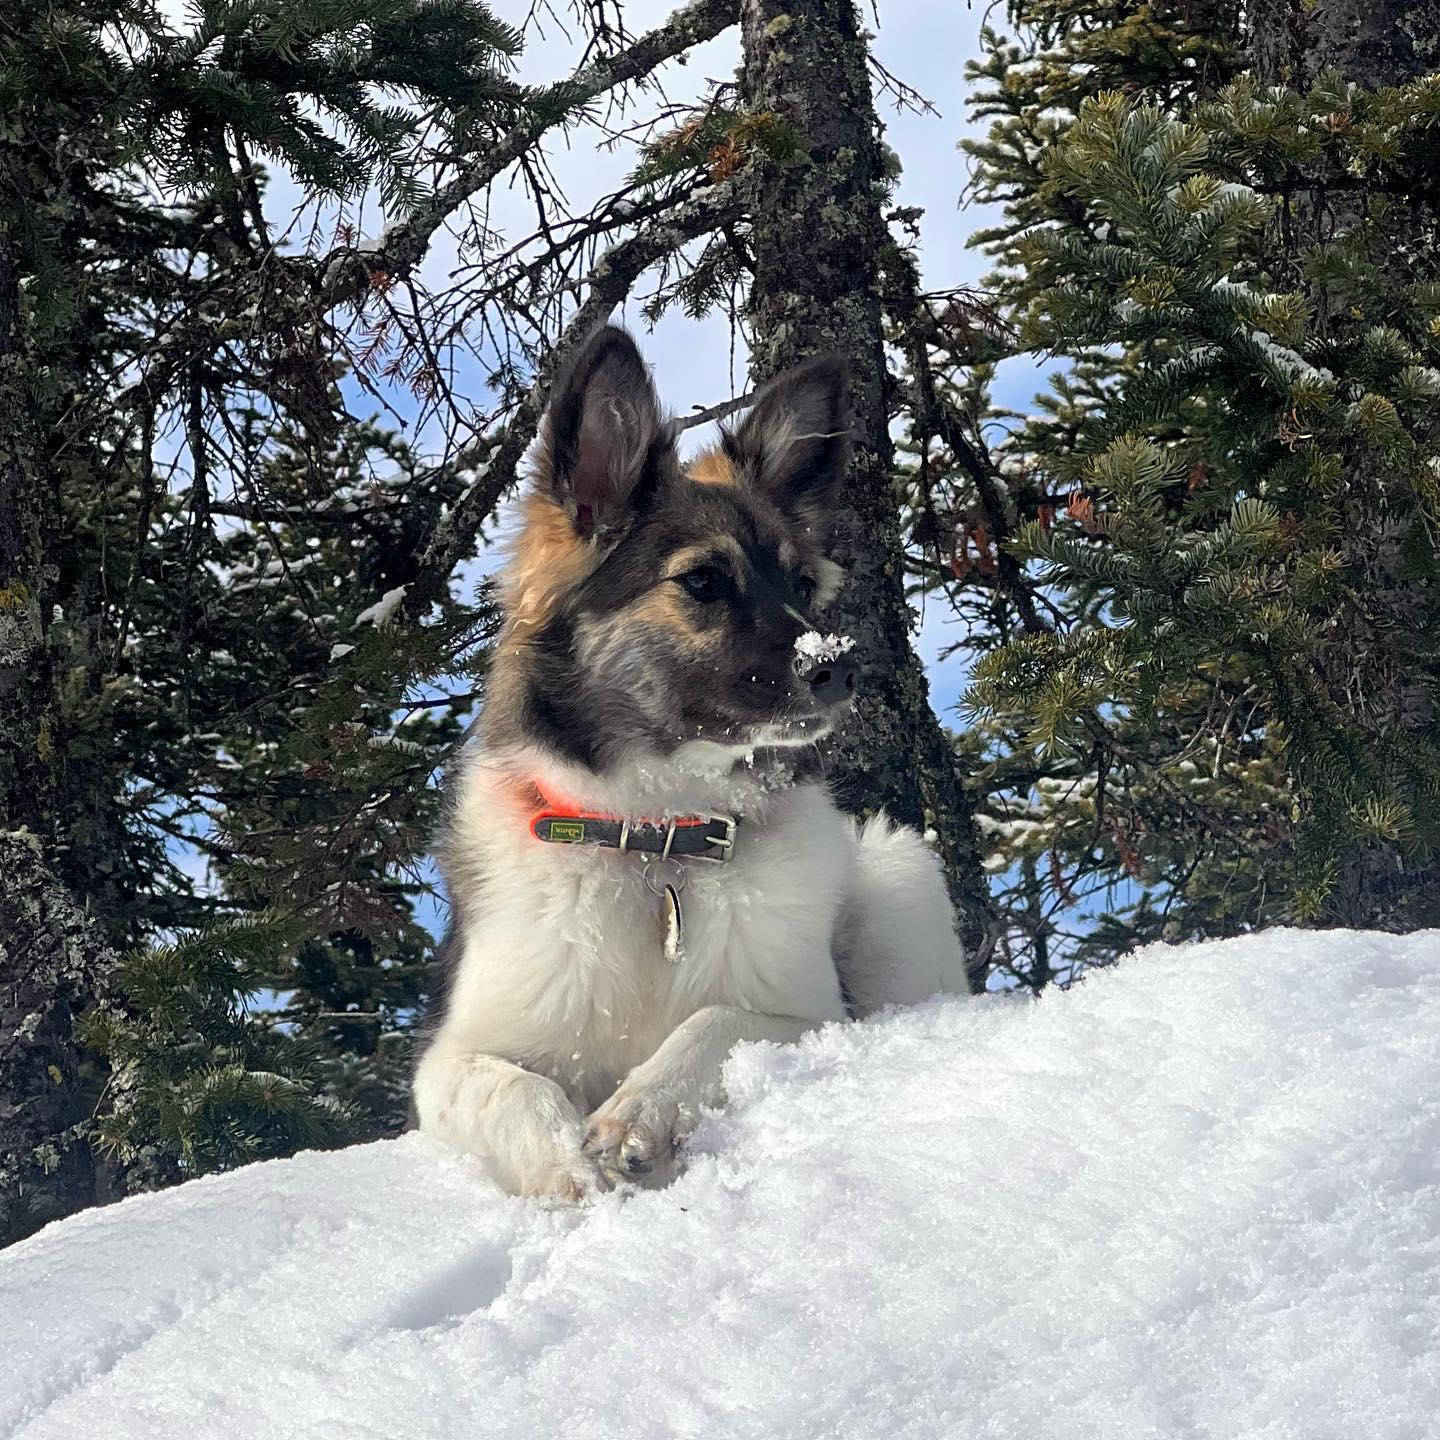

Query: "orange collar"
(525, 787), (738, 862)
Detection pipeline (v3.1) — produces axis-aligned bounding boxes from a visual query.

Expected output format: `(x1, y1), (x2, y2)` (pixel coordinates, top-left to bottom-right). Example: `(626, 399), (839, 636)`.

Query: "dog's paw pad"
(619, 1126), (657, 1175)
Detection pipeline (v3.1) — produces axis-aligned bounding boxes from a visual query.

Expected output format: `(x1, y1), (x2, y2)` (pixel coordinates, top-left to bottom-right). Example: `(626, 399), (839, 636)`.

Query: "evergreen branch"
(1076, 719), (1260, 849)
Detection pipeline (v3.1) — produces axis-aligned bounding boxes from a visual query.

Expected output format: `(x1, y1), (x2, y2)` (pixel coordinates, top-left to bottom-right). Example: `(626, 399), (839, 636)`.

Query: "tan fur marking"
(661, 538), (746, 583)
(688, 449), (737, 486)
(814, 556), (844, 606)
(625, 583), (721, 651)
(503, 494), (597, 634)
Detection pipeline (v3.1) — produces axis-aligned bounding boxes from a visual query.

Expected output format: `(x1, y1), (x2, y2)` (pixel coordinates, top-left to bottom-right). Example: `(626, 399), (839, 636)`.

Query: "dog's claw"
(583, 1093), (684, 1183)
(620, 1130), (656, 1174)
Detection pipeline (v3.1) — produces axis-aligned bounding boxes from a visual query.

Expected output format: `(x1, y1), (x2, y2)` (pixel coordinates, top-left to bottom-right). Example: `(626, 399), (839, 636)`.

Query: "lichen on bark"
(739, 0), (995, 981)
(0, 832), (118, 1244)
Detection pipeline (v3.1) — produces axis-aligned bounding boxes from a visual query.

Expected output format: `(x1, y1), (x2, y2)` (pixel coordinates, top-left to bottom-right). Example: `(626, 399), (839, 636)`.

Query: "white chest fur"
(437, 755), (853, 1112)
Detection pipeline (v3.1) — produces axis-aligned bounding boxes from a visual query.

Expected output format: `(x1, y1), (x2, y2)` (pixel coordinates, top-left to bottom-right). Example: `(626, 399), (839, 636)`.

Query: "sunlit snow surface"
(5, 929), (1440, 1439)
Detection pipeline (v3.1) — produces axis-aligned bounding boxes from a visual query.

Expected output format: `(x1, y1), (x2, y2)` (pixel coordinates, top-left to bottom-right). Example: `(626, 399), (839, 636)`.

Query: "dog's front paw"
(583, 1086), (692, 1183)
(518, 1163), (602, 1204)
(486, 1070), (606, 1202)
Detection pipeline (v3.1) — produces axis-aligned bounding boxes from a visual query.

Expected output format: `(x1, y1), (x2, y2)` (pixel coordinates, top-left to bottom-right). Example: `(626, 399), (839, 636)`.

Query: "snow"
(5, 928), (1440, 1440)
(793, 630), (855, 662)
(353, 584), (408, 629)
(1210, 274), (1283, 308)
(1248, 329), (1336, 387)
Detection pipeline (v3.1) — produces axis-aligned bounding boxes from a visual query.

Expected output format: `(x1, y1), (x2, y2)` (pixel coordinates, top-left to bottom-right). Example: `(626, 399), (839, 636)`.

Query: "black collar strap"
(529, 808), (738, 862)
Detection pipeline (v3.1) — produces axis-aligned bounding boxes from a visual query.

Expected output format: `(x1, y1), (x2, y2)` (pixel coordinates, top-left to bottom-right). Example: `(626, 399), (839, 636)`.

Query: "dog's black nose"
(794, 653), (859, 706)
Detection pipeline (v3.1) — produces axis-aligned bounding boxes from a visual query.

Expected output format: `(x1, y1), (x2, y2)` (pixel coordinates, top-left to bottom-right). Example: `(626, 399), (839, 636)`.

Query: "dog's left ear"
(538, 326), (672, 539)
(726, 354), (851, 524)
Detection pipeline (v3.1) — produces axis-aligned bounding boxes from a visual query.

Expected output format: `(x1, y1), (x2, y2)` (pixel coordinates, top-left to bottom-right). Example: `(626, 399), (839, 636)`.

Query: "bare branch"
(884, 246), (1051, 637)
(676, 388), (755, 431)
(407, 178), (745, 606)
(318, 0), (740, 307)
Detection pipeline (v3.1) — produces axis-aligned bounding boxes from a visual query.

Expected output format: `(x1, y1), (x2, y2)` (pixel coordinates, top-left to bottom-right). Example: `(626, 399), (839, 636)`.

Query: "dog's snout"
(794, 652), (859, 706)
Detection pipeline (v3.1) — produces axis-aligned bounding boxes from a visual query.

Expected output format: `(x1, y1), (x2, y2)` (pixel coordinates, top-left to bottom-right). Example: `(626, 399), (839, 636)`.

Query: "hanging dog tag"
(661, 883), (684, 964)
(643, 858), (686, 964)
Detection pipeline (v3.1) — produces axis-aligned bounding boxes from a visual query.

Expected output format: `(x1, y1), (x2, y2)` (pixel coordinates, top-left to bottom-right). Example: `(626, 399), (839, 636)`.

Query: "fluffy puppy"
(413, 327), (968, 1197)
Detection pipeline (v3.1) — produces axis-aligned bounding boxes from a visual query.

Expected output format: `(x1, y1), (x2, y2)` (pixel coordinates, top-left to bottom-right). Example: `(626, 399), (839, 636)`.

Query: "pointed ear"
(725, 354), (851, 523)
(537, 326), (672, 539)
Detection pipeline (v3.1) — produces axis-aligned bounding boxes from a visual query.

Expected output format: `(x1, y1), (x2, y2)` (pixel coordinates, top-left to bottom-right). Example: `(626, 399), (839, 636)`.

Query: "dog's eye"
(796, 575), (817, 607)
(676, 566), (729, 603)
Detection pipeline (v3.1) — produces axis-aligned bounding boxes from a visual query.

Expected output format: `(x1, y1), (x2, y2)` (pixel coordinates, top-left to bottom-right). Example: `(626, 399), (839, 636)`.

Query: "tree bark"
(0, 233), (58, 843)
(739, 0), (994, 982)
(1248, 0), (1440, 90)
(0, 226), (112, 1240)
(0, 834), (118, 1244)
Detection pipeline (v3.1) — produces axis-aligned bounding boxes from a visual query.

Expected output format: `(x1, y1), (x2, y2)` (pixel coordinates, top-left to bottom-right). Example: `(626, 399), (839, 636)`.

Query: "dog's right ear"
(536, 326), (671, 540)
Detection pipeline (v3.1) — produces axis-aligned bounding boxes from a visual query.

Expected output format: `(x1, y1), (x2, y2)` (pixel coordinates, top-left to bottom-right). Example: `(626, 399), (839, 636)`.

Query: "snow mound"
(5, 929), (1440, 1440)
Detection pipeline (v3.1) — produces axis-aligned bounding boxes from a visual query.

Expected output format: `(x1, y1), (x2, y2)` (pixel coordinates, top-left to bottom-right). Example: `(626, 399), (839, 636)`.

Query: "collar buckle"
(703, 813), (737, 862)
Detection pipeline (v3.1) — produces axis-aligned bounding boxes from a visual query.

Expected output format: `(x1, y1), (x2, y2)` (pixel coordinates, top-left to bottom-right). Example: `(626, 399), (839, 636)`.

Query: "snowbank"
(5, 929), (1439, 1440)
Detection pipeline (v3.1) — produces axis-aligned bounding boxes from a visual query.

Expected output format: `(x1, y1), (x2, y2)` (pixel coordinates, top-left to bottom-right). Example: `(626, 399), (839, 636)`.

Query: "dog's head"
(496, 326), (857, 773)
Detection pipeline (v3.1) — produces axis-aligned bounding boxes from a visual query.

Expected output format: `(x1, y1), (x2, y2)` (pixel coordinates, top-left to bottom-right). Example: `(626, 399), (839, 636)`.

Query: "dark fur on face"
(486, 326), (853, 772)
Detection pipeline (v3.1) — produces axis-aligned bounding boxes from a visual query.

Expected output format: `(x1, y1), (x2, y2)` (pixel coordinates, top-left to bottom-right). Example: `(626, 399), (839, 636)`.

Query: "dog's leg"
(583, 1006), (813, 1181)
(413, 1047), (599, 1200)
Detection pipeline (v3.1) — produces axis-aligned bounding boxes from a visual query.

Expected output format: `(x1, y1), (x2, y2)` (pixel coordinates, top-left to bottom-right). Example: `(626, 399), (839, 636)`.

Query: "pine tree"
(739, 0), (994, 975)
(1, 0), (531, 1241)
(79, 416), (493, 1178)
(948, 0), (1440, 974)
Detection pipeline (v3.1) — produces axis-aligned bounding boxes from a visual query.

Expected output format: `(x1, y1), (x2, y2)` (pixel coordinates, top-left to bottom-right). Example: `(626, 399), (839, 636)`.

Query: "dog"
(413, 326), (968, 1198)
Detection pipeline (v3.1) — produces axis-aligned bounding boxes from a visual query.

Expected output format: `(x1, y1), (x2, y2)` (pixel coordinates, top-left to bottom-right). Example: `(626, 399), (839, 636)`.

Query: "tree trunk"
(0, 835), (118, 1244)
(1248, 0), (1440, 90)
(0, 227), (111, 1241)
(0, 234), (58, 843)
(1249, 0), (1440, 929)
(740, 0), (994, 982)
